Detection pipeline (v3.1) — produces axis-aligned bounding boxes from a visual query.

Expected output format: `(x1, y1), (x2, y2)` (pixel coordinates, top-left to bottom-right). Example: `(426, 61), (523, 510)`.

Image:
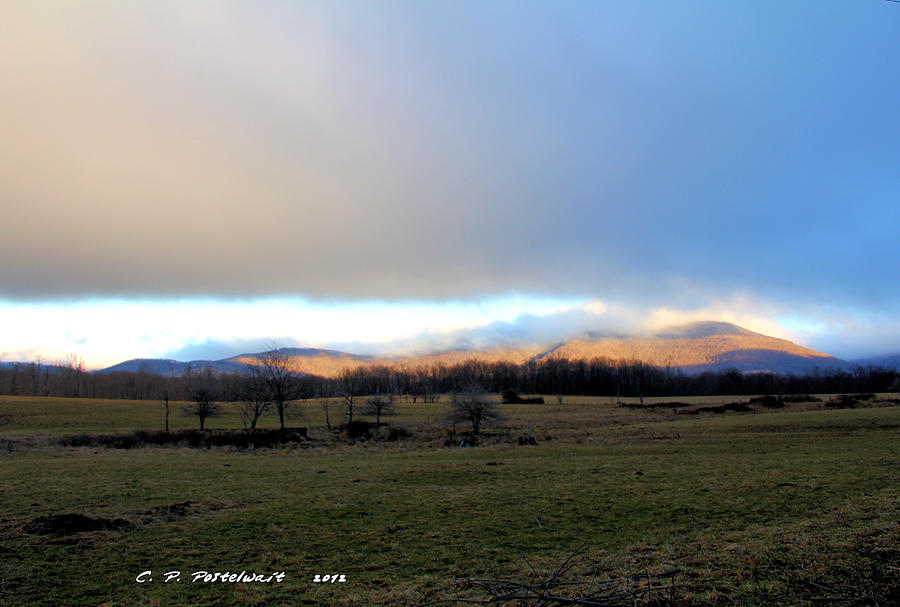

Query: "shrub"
(827, 395), (860, 409)
(501, 390), (544, 404)
(446, 387), (506, 435)
(57, 429), (307, 450)
(381, 425), (412, 442)
(342, 420), (376, 439)
(749, 395), (784, 408)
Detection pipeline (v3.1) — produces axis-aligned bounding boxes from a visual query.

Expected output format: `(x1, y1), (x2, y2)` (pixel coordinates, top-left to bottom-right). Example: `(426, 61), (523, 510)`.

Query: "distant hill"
(225, 348), (373, 378)
(0, 361), (72, 375)
(228, 346), (546, 377)
(543, 322), (850, 374)
(97, 348), (374, 377)
(92, 321), (856, 378)
(97, 358), (252, 376)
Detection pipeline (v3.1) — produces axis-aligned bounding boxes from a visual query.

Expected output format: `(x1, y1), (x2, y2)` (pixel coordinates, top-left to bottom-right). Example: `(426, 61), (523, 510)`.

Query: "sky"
(1, 1), (899, 368)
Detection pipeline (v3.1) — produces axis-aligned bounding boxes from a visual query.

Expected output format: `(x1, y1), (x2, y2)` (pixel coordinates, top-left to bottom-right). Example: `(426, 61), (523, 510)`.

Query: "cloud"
(777, 312), (900, 361)
(346, 307), (613, 356)
(0, 295), (578, 368)
(3, 291), (896, 369)
(324, 294), (796, 356)
(0, 0), (897, 354)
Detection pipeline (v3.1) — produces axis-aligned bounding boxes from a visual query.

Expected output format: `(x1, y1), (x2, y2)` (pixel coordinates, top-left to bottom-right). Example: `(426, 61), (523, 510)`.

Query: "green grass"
(0, 396), (897, 605)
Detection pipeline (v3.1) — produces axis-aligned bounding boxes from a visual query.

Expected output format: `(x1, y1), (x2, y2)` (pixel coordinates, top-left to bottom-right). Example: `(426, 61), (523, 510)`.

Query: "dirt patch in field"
(23, 499), (232, 538)
(137, 499), (228, 524)
(24, 513), (134, 536)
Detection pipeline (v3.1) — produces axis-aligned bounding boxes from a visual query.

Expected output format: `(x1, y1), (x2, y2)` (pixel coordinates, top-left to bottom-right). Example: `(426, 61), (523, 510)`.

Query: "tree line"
(326, 358), (900, 399)
(0, 354), (898, 403)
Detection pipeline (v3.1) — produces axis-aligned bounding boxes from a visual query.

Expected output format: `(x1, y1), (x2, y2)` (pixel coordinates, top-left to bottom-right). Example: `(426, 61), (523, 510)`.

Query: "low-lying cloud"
(2, 293), (897, 369)
(325, 295), (796, 356)
(159, 296), (900, 365)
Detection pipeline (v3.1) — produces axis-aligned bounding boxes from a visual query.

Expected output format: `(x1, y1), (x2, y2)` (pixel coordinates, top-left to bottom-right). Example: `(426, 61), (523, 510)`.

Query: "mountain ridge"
(90, 321), (859, 378)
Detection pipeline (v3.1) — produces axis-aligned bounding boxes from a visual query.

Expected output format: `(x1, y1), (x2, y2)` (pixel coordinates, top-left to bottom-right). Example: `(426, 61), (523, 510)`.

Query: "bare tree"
(339, 367), (365, 424)
(259, 345), (304, 430)
(446, 386), (505, 436)
(33, 355), (42, 396)
(183, 369), (221, 430)
(183, 387), (220, 430)
(321, 398), (333, 430)
(343, 393), (356, 424)
(160, 361), (176, 432)
(0, 354), (10, 426)
(362, 394), (396, 429)
(161, 385), (172, 432)
(232, 368), (273, 432)
(63, 354), (87, 396)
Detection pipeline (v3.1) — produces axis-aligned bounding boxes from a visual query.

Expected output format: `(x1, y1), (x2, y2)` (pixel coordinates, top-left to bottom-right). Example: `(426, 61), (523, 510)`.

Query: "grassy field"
(0, 394), (897, 606)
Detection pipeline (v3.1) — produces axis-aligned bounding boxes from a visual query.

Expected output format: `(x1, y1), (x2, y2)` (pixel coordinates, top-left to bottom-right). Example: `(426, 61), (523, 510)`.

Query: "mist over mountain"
(850, 353), (900, 371)
(93, 321), (857, 378)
